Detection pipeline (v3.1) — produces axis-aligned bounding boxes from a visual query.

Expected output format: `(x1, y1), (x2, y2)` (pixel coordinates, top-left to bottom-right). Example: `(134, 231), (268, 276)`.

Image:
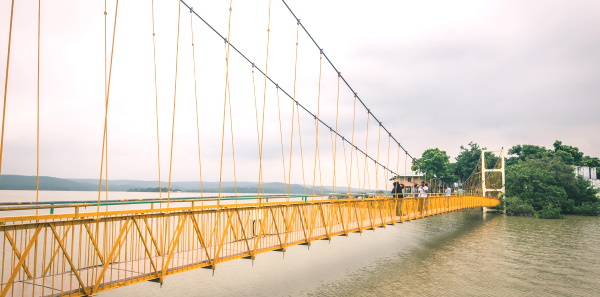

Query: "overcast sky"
(0, 0), (599, 189)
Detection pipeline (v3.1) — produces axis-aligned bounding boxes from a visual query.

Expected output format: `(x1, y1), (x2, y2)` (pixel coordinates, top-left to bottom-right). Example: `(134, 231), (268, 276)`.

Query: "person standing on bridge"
(392, 182), (404, 198)
(392, 182), (405, 217)
(445, 185), (452, 210)
(423, 183), (430, 215)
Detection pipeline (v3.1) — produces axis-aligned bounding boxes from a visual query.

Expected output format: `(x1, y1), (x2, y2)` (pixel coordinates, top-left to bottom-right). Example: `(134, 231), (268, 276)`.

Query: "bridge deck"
(0, 196), (500, 297)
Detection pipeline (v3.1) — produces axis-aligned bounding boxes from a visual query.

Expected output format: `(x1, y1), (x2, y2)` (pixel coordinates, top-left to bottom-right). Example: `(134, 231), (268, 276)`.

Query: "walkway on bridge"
(0, 195), (499, 296)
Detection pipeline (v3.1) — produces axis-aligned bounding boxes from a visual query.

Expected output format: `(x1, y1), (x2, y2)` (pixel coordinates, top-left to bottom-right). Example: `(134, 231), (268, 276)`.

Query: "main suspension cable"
(180, 0), (401, 181)
(281, 0), (415, 162)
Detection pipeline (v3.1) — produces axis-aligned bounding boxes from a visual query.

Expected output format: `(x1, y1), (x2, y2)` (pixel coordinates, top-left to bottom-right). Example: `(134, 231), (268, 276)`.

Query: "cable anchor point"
(190, 7), (194, 13)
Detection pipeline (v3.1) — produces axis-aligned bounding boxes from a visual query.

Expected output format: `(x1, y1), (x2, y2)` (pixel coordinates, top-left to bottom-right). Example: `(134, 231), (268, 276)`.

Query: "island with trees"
(411, 140), (600, 219)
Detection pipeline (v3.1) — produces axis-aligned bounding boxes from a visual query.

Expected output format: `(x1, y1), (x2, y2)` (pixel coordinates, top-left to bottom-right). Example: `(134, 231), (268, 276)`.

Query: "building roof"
(390, 171), (424, 180)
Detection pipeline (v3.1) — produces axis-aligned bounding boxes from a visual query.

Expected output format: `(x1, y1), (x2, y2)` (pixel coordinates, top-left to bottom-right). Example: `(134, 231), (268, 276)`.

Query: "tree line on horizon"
(411, 140), (600, 218)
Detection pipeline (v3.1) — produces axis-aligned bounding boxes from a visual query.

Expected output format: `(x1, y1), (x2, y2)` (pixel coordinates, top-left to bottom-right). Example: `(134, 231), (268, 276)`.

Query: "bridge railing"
(0, 195), (499, 297)
(0, 193), (497, 224)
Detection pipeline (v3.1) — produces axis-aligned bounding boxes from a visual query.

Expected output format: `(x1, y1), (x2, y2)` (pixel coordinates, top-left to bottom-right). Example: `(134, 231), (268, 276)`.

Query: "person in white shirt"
(422, 183), (430, 214)
(417, 185), (425, 215)
(445, 186), (452, 196)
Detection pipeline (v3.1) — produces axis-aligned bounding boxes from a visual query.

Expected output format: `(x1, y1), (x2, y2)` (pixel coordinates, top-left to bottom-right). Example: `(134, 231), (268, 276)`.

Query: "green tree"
(580, 155), (600, 178)
(503, 196), (535, 216)
(581, 155), (600, 167)
(506, 156), (569, 210)
(454, 142), (499, 181)
(506, 153), (598, 214)
(454, 142), (482, 182)
(553, 140), (584, 165)
(506, 144), (549, 165)
(535, 204), (564, 219)
(412, 148), (452, 183)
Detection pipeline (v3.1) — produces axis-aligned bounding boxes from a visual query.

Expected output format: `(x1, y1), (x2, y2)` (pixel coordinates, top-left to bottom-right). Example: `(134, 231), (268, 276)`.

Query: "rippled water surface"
(97, 211), (600, 297)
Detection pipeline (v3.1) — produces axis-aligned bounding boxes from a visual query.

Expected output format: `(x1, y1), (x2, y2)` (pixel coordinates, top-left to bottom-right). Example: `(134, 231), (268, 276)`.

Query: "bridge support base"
(483, 207), (501, 213)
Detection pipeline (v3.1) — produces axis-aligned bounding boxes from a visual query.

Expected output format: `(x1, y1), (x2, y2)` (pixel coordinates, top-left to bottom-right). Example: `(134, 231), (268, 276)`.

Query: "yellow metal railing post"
(1, 225), (43, 297)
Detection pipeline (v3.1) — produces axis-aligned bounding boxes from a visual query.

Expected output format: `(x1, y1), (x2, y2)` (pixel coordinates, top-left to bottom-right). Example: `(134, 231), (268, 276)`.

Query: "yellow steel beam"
(189, 213), (214, 262)
(161, 214), (187, 281)
(41, 224), (73, 277)
(0, 225), (42, 297)
(212, 210), (236, 266)
(234, 210), (253, 253)
(3, 228), (34, 279)
(49, 224), (90, 296)
(83, 222), (106, 267)
(267, 208), (284, 249)
(92, 218), (131, 293)
(131, 218), (159, 276)
(296, 204), (310, 244)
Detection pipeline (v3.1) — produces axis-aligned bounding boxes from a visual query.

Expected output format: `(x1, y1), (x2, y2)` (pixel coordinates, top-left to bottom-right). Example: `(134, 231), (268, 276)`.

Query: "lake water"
(101, 211), (600, 296)
(1, 191), (599, 296)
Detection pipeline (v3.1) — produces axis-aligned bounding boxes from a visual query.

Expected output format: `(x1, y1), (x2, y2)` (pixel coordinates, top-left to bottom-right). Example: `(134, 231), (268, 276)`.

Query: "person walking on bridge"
(417, 185), (425, 215)
(445, 185), (452, 210)
(391, 182), (404, 198)
(412, 184), (418, 197)
(422, 183), (430, 216)
(391, 182), (405, 217)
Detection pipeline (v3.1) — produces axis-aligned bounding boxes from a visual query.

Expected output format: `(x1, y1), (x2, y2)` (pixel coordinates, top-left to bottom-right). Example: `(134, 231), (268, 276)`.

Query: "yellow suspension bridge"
(0, 0), (501, 296)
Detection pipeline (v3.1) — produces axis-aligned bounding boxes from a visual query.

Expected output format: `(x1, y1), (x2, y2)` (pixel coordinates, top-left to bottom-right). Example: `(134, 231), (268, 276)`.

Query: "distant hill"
(0, 175), (363, 194)
(0, 175), (97, 191)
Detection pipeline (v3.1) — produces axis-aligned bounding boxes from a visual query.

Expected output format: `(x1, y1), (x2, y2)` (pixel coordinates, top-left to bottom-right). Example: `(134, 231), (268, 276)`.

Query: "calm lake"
(1, 191), (599, 296)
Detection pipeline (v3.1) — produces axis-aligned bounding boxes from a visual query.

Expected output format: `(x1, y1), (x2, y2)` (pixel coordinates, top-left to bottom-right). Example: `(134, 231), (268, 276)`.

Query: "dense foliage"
(411, 148), (452, 183)
(504, 143), (599, 218)
(413, 140), (599, 218)
(503, 196), (535, 216)
(454, 142), (498, 181)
